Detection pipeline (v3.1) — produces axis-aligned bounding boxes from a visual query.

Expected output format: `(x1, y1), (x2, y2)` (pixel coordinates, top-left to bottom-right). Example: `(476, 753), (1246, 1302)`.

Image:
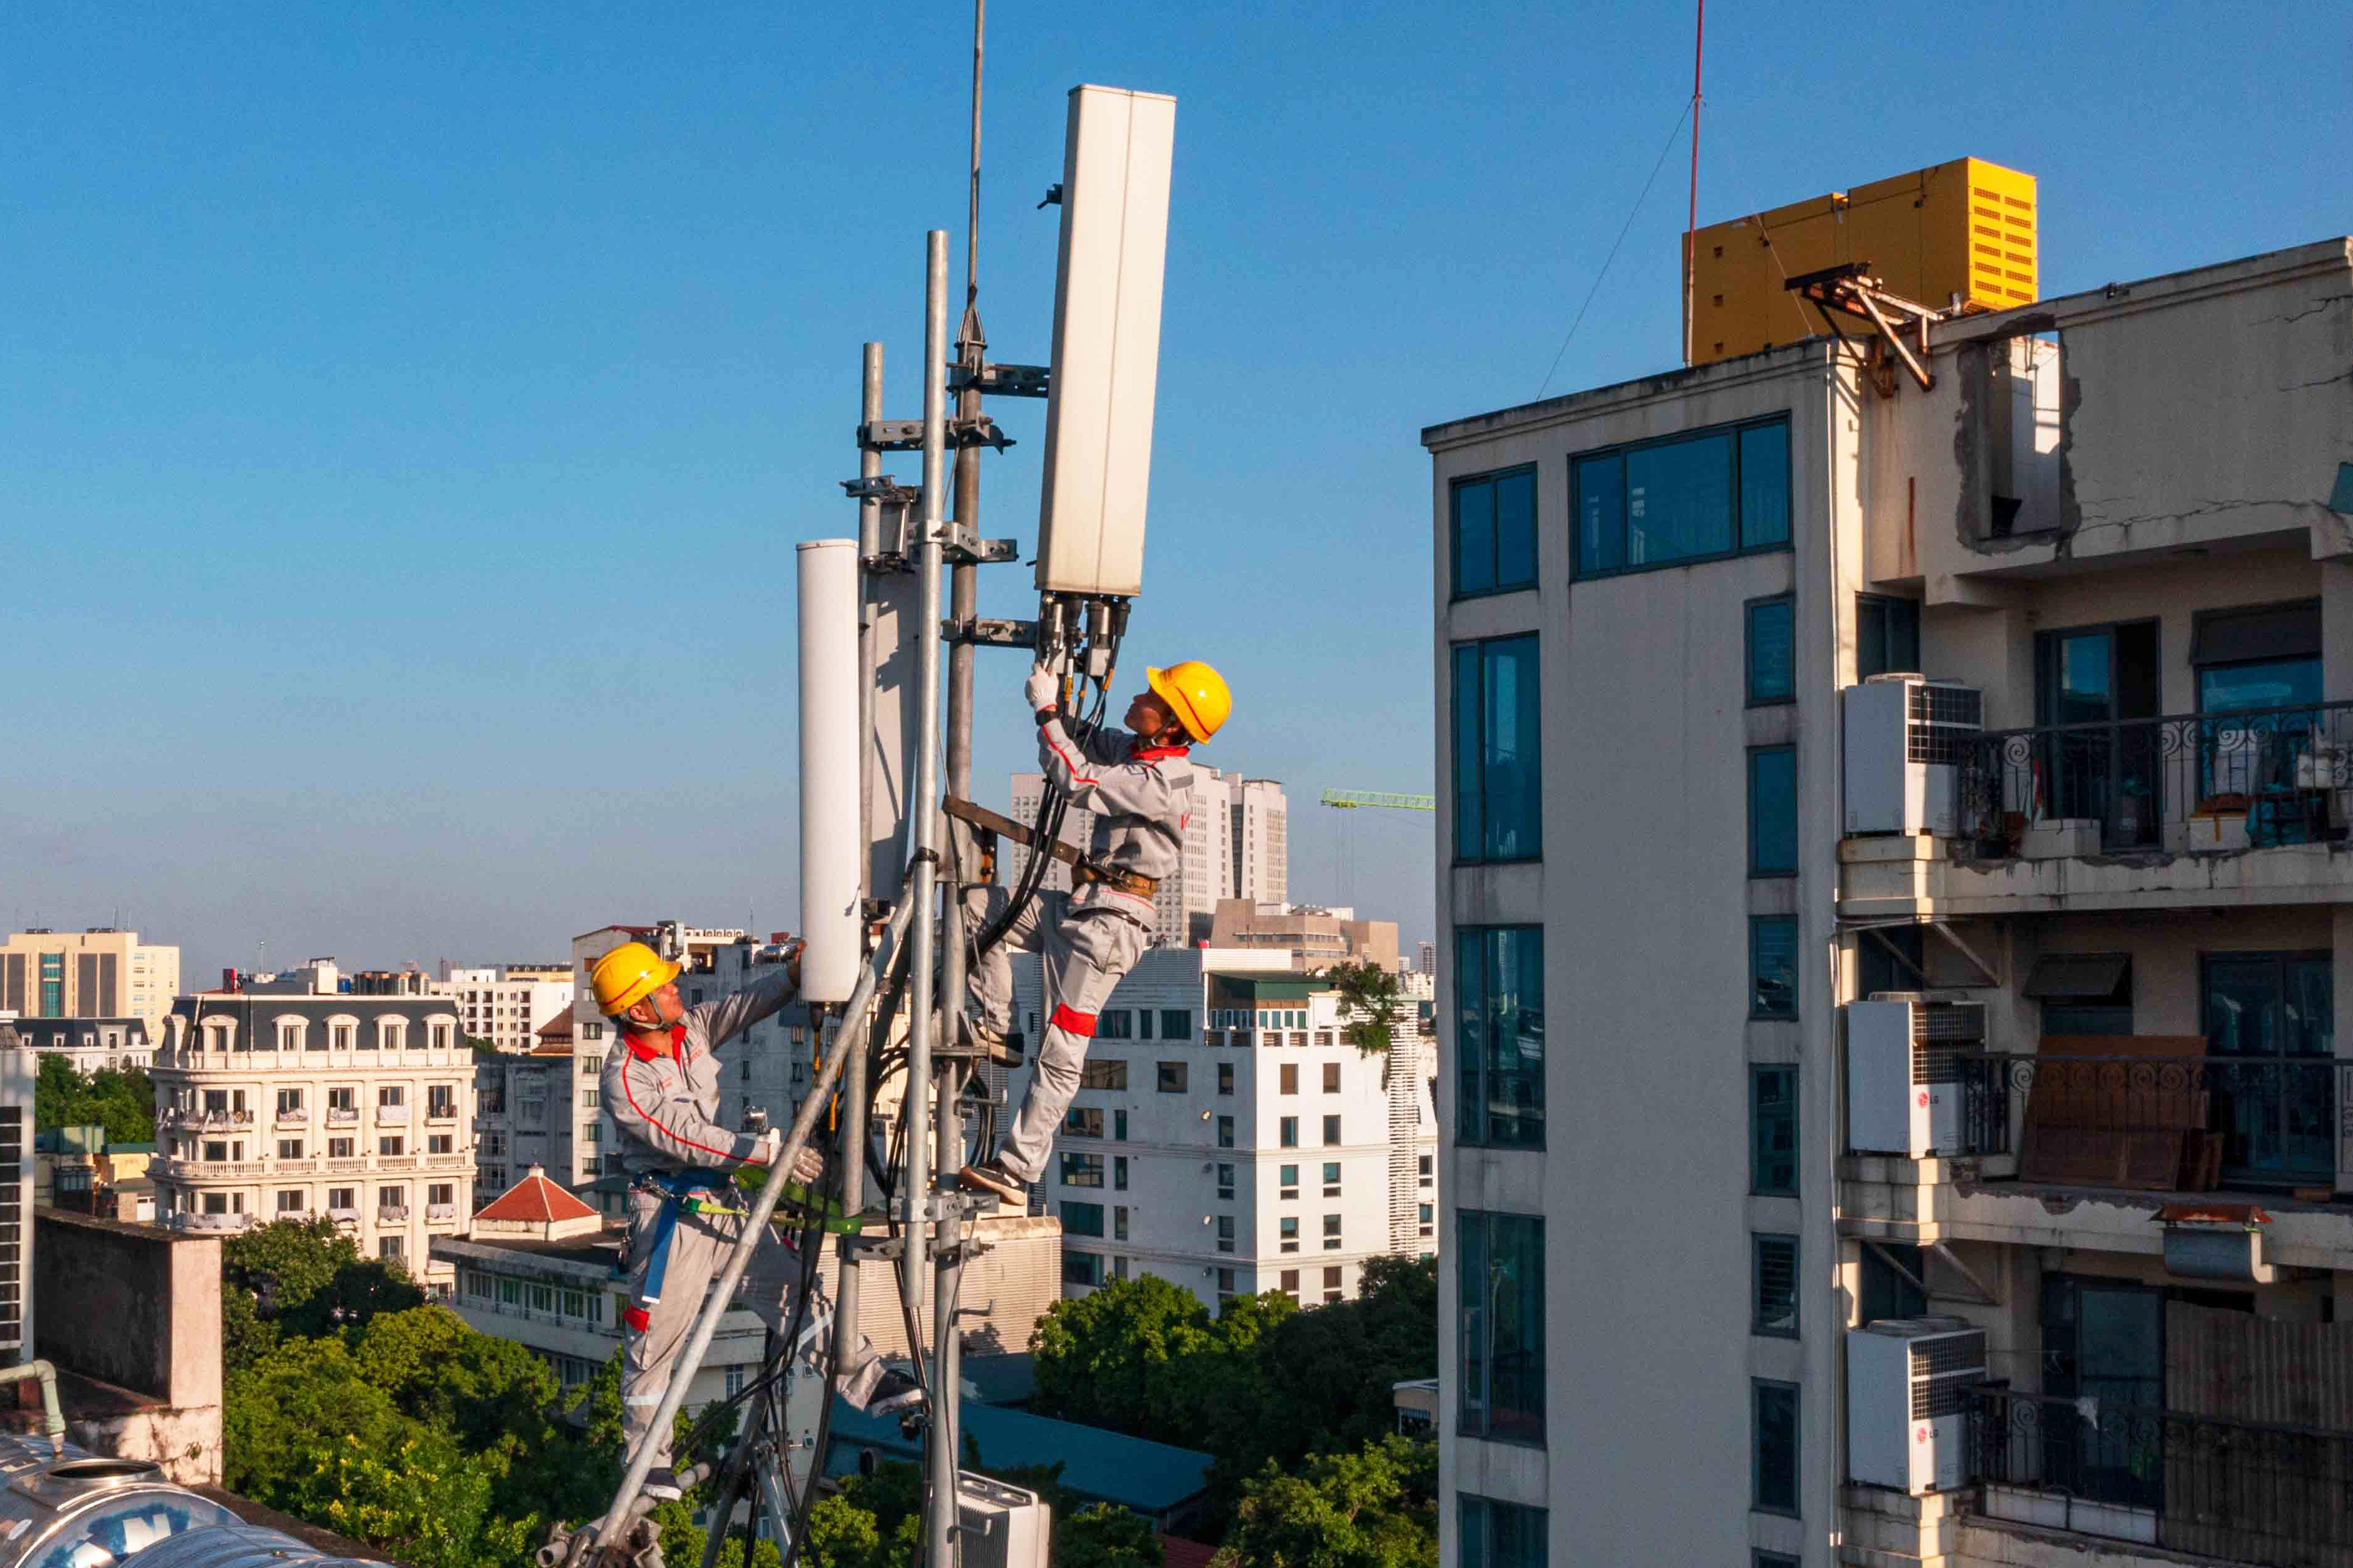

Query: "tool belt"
(1073, 861), (1158, 900)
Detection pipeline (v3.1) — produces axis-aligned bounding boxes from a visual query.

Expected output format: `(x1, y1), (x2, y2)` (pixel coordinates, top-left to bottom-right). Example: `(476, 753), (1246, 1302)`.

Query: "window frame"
(1570, 413), (1792, 580)
(1450, 464), (1540, 601)
(1750, 1065), (1798, 1197)
(1458, 1494), (1549, 1568)
(1751, 1233), (1799, 1338)
(1456, 1208), (1545, 1445)
(1751, 1378), (1802, 1517)
(1746, 745), (1799, 878)
(1749, 914), (1799, 1021)
(1451, 633), (1544, 866)
(1744, 593), (1797, 707)
(1456, 925), (1545, 1149)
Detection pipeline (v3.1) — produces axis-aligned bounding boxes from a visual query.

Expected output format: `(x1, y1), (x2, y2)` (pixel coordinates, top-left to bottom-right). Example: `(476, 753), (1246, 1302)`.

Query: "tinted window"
(1751, 1067), (1797, 1195)
(1452, 636), (1542, 863)
(1746, 596), (1795, 704)
(1459, 1210), (1544, 1443)
(1748, 746), (1798, 876)
(1750, 916), (1797, 1019)
(1452, 468), (1539, 598)
(1753, 1380), (1800, 1515)
(1572, 416), (1791, 577)
(1856, 594), (1920, 679)
(1753, 1235), (1798, 1337)
(1457, 926), (1544, 1148)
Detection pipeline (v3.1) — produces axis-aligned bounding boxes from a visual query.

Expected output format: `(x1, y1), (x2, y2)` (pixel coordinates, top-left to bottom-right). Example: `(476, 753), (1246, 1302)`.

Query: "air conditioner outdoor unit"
(1847, 1316), (1987, 1494)
(1845, 996), (1987, 1158)
(1842, 677), (1984, 836)
(956, 1473), (1051, 1568)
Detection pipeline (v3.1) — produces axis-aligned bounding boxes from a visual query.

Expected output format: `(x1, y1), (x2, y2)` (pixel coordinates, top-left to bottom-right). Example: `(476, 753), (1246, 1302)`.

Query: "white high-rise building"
(447, 965), (576, 1055)
(1010, 947), (1436, 1312)
(1009, 766), (1284, 948)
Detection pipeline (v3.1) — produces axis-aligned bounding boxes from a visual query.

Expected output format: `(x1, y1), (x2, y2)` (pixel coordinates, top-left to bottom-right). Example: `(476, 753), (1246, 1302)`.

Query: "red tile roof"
(477, 1171), (599, 1224)
(1158, 1538), (1217, 1568)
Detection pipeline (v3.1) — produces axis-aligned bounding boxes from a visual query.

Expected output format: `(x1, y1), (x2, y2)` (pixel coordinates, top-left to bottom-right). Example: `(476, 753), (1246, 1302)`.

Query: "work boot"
(958, 1158), (1024, 1206)
(641, 1467), (683, 1503)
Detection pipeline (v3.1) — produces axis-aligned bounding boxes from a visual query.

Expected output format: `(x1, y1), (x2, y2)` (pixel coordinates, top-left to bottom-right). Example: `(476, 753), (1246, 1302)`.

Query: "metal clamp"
(858, 414), (1013, 453)
(840, 475), (920, 505)
(942, 617), (1038, 648)
(947, 362), (1050, 399)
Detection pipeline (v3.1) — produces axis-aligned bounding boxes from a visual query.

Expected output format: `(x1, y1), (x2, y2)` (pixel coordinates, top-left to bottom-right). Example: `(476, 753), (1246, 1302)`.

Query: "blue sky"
(4, 2), (2346, 983)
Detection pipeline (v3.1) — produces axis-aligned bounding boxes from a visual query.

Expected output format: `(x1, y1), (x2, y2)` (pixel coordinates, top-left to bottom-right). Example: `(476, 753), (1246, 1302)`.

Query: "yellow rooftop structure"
(1683, 157), (2037, 366)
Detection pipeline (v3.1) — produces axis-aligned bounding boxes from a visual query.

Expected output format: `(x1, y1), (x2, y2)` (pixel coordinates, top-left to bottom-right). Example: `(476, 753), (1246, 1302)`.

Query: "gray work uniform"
(602, 968), (883, 1473)
(968, 713), (1195, 1184)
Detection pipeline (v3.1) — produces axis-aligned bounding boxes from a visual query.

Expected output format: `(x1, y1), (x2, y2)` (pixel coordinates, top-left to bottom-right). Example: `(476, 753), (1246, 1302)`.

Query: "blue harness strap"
(631, 1170), (735, 1309)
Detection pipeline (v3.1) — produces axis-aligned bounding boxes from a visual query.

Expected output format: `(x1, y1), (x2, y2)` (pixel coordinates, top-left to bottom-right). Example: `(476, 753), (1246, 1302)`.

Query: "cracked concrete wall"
(1867, 241), (2353, 603)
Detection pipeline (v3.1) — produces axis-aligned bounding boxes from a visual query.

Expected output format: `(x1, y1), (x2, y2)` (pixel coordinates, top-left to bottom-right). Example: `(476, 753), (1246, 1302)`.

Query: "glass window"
(1857, 594), (1921, 679)
(1452, 467), (1539, 599)
(1457, 926), (1544, 1148)
(1217, 1116), (1236, 1148)
(1573, 415), (1790, 577)
(1750, 916), (1798, 1019)
(1160, 1009), (1192, 1040)
(1458, 1210), (1544, 1442)
(1064, 1252), (1104, 1287)
(1063, 1106), (1104, 1138)
(1079, 1059), (1127, 1090)
(1279, 1117), (1298, 1148)
(1751, 1067), (1797, 1196)
(1114, 1108), (1128, 1141)
(1753, 1234), (1798, 1337)
(1321, 1061), (1340, 1093)
(1745, 596), (1795, 705)
(1322, 1115), (1340, 1144)
(1748, 746), (1798, 876)
(1753, 1380), (1800, 1515)
(1216, 1215), (1235, 1253)
(1452, 636), (1542, 863)
(1060, 1153), (1104, 1188)
(1218, 1062), (1235, 1096)
(1459, 1495), (1547, 1568)
(1113, 1156), (1128, 1190)
(1157, 1061), (1187, 1093)
(1097, 1010), (1133, 1040)
(1060, 1202), (1105, 1238)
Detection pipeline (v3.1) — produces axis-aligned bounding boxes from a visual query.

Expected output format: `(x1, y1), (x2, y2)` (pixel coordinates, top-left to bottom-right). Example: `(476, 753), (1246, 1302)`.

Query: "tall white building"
(447, 965), (576, 1054)
(1011, 947), (1436, 1311)
(1425, 231), (2353, 1568)
(1009, 767), (1285, 947)
(154, 969), (476, 1292)
(1, 929), (180, 1037)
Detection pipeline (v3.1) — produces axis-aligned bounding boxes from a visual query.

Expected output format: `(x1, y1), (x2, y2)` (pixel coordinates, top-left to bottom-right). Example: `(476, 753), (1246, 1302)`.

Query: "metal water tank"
(0, 1438), (370, 1568)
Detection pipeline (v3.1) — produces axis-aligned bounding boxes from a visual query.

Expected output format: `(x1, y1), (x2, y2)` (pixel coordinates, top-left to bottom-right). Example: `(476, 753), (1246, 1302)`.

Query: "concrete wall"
(34, 1208), (221, 1483)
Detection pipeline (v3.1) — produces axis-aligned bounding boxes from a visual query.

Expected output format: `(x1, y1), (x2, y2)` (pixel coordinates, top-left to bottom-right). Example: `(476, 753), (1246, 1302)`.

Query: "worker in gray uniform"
(591, 938), (921, 1502)
(958, 658), (1232, 1206)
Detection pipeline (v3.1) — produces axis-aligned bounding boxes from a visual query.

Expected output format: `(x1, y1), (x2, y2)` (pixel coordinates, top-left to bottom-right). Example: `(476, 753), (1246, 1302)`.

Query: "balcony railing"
(1952, 1052), (2344, 1191)
(376, 1105), (411, 1126)
(170, 1212), (252, 1233)
(1975, 1385), (2353, 1566)
(378, 1206), (410, 1223)
(426, 1203), (458, 1222)
(325, 1108), (360, 1126)
(1958, 700), (2353, 854)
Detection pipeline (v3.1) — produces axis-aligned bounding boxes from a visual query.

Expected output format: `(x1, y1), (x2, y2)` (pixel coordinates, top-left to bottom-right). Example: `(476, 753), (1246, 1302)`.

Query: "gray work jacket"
(601, 965), (799, 1179)
(1036, 714), (1196, 922)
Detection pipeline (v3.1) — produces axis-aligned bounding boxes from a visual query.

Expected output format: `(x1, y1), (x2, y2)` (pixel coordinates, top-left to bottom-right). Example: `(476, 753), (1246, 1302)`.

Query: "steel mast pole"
(906, 230), (950, 1568)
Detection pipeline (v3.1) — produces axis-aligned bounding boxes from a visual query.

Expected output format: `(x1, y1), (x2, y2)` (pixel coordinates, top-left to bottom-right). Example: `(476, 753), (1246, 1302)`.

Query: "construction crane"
(1319, 788), (1434, 811)
(1318, 789), (1433, 909)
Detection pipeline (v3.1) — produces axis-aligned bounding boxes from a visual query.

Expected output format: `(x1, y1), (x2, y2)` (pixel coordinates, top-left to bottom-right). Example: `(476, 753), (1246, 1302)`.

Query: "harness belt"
(1072, 861), (1159, 899)
(630, 1170), (740, 1312)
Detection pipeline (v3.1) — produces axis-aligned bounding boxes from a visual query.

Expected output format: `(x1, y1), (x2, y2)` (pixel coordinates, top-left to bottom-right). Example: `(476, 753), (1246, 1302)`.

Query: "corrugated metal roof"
(824, 1398), (1211, 1513)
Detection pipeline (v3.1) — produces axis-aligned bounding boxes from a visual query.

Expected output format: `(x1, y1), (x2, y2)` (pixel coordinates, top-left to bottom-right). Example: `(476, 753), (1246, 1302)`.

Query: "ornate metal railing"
(1975, 1385), (2353, 1566)
(1956, 700), (2353, 852)
(1952, 1052), (2344, 1189)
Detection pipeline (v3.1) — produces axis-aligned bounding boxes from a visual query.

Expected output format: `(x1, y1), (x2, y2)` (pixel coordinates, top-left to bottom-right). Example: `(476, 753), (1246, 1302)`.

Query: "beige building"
(154, 978), (475, 1292)
(1, 929), (179, 1036)
(1204, 899), (1400, 973)
(1425, 234), (2353, 1568)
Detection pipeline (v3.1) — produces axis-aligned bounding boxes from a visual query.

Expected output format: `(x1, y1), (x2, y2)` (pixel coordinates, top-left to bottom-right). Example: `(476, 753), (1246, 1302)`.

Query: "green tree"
(803, 1492), (887, 1568)
(1030, 1274), (1234, 1434)
(1058, 1504), (1163, 1568)
(221, 1218), (426, 1369)
(223, 1335), (421, 1502)
(350, 1305), (558, 1452)
(1210, 1437), (1437, 1568)
(32, 1057), (156, 1144)
(288, 1431), (535, 1568)
(1318, 961), (1403, 1072)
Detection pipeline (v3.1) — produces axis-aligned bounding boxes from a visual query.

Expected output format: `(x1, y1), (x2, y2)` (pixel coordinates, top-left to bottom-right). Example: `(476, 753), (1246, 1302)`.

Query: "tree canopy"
(1210, 1437), (1438, 1568)
(33, 1056), (154, 1144)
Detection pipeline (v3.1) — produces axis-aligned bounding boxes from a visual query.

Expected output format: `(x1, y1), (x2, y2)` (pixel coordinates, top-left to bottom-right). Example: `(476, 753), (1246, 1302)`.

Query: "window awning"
(2023, 952), (2131, 1000)
(2190, 600), (2321, 667)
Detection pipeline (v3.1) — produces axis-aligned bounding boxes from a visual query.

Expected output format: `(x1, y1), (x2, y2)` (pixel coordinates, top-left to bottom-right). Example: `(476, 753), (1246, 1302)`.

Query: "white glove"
(791, 1141), (825, 1185)
(751, 1126), (783, 1166)
(1024, 664), (1059, 713)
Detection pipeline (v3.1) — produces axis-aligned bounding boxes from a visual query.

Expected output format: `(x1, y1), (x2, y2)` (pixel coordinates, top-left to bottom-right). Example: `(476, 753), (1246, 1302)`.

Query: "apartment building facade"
(1423, 236), (2353, 1568)
(0, 1014), (151, 1074)
(447, 965), (577, 1054)
(154, 981), (476, 1291)
(0, 929), (179, 1037)
(1010, 768), (1287, 948)
(1205, 900), (1402, 973)
(1011, 947), (1437, 1311)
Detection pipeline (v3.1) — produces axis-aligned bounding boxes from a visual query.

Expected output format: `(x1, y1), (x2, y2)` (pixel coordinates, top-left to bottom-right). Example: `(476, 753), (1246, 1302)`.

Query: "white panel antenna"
(1035, 84), (1176, 600)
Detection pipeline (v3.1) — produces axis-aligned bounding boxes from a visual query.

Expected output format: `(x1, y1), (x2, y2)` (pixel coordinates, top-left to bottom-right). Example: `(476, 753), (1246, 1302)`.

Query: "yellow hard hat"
(590, 940), (681, 1018)
(1147, 661), (1231, 743)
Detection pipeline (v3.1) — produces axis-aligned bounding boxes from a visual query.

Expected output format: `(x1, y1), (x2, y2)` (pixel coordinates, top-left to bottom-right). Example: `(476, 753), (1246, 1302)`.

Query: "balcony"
(378, 1206), (410, 1223)
(325, 1108), (359, 1126)
(1972, 1384), (2353, 1567)
(169, 1108), (254, 1131)
(426, 1203), (458, 1223)
(1842, 1048), (2353, 1266)
(325, 1207), (360, 1226)
(274, 1109), (307, 1126)
(1842, 700), (2353, 919)
(170, 1212), (251, 1233)
(375, 1105), (411, 1126)
(426, 1105), (457, 1123)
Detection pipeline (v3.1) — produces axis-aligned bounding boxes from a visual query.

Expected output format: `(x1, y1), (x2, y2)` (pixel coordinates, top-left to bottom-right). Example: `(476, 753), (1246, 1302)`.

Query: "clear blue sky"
(5, 3), (2346, 985)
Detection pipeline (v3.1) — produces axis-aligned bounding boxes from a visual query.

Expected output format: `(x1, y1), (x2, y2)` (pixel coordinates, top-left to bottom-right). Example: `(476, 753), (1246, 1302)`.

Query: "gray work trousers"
(966, 886), (1150, 1184)
(620, 1189), (882, 1473)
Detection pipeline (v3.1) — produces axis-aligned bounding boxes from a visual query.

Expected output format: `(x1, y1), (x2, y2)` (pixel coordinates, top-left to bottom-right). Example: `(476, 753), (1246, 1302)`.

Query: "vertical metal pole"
(832, 340), (884, 1444)
(908, 230), (950, 1568)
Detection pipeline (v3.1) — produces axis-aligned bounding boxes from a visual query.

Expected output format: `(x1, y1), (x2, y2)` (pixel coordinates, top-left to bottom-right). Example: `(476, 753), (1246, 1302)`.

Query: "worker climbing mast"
(551, 17), (1191, 1567)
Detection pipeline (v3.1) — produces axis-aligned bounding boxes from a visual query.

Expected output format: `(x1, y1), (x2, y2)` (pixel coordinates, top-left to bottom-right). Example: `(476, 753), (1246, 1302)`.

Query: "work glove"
(790, 1141), (825, 1185)
(779, 937), (804, 990)
(752, 1126), (783, 1167)
(1024, 663), (1059, 713)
